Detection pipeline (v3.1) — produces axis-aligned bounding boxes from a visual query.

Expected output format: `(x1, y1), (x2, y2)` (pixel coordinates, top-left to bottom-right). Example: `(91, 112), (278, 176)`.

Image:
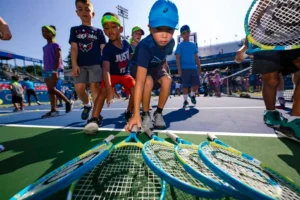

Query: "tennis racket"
(245, 0), (300, 54)
(142, 128), (224, 198)
(67, 126), (166, 200)
(198, 133), (300, 200)
(166, 132), (249, 200)
(10, 135), (115, 200)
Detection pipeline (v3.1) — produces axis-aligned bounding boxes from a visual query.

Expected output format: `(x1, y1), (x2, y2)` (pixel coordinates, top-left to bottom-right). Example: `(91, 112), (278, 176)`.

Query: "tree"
(64, 49), (72, 70)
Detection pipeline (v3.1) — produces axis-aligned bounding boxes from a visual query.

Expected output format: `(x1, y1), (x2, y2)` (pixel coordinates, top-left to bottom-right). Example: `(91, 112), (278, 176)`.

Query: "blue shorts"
(42, 69), (64, 80)
(56, 79), (63, 91)
(181, 69), (200, 88)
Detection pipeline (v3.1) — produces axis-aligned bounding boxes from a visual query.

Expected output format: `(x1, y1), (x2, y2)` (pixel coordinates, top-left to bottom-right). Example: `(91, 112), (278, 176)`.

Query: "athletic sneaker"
(277, 118), (300, 142)
(142, 112), (154, 130)
(81, 105), (92, 120)
(263, 110), (285, 127)
(153, 112), (166, 129)
(66, 101), (74, 113)
(276, 97), (286, 109)
(42, 111), (59, 118)
(183, 100), (189, 108)
(98, 115), (103, 127)
(125, 110), (132, 122)
(0, 145), (5, 152)
(37, 101), (42, 105)
(13, 108), (19, 112)
(189, 95), (196, 104)
(84, 117), (99, 135)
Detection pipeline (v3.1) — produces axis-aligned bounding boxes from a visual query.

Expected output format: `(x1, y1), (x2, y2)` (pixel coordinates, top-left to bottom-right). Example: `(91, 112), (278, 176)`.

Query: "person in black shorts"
(236, 41), (300, 141)
(22, 77), (41, 106)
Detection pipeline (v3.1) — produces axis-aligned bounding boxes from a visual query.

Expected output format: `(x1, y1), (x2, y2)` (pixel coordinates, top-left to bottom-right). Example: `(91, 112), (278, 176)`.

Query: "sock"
(190, 91), (195, 96)
(276, 91), (284, 98)
(142, 111), (149, 116)
(288, 116), (300, 123)
(84, 101), (91, 107)
(156, 107), (163, 114)
(183, 95), (188, 101)
(266, 110), (276, 112)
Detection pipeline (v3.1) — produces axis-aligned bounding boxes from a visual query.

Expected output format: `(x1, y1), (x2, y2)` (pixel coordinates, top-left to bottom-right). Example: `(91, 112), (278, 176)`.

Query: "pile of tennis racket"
(10, 125), (300, 200)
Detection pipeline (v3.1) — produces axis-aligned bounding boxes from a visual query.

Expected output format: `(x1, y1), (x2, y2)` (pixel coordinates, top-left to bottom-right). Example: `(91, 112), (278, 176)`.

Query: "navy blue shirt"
(102, 40), (133, 76)
(69, 25), (106, 67)
(131, 34), (175, 69)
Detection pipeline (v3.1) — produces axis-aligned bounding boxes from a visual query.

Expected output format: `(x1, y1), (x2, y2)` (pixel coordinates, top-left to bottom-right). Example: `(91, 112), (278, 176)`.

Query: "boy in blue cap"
(175, 25), (201, 108)
(125, 0), (179, 131)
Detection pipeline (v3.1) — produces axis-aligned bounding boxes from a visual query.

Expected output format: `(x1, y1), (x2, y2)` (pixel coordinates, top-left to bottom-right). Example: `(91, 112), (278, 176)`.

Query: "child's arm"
(175, 44), (182, 76)
(0, 17), (12, 40)
(71, 43), (80, 77)
(195, 54), (201, 74)
(162, 59), (170, 75)
(125, 66), (147, 131)
(235, 38), (249, 63)
(55, 48), (62, 71)
(69, 27), (80, 77)
(102, 61), (113, 106)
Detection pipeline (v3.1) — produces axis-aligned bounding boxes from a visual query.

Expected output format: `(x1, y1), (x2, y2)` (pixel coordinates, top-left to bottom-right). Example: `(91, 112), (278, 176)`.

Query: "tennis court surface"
(0, 96), (299, 199)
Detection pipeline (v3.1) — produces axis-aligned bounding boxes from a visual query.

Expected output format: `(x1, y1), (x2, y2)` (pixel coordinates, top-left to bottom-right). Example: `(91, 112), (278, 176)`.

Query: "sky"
(0, 0), (252, 65)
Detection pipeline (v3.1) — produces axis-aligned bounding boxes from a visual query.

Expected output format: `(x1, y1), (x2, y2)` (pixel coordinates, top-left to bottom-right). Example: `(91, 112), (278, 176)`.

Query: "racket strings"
(177, 146), (232, 187)
(249, 0), (300, 46)
(71, 146), (163, 200)
(202, 145), (282, 197)
(144, 142), (217, 191)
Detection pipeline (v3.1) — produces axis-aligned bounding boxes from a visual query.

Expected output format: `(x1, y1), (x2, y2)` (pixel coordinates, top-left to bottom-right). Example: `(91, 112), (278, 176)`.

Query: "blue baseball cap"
(180, 25), (190, 33)
(149, 0), (179, 30)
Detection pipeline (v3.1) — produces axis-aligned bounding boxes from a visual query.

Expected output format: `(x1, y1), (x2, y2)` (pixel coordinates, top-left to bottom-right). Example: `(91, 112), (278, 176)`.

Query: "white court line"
(0, 123), (281, 138)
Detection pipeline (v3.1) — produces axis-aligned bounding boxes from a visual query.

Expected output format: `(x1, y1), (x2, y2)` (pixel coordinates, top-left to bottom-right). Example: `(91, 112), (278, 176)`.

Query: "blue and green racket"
(198, 133), (300, 200)
(10, 135), (115, 200)
(67, 126), (166, 200)
(166, 132), (249, 200)
(142, 128), (224, 198)
(245, 0), (300, 54)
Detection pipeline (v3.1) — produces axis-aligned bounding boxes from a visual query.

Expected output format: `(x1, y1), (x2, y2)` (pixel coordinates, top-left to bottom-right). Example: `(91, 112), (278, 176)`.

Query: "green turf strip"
(0, 126), (299, 200)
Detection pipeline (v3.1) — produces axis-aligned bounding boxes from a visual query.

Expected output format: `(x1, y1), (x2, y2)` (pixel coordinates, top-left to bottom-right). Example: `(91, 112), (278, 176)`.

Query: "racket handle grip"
(104, 135), (115, 143)
(144, 128), (154, 138)
(207, 133), (218, 141)
(166, 132), (179, 142)
(131, 125), (138, 133)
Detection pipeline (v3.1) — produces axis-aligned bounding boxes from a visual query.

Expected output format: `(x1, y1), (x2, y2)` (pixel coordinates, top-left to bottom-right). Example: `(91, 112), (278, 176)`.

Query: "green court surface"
(0, 126), (299, 200)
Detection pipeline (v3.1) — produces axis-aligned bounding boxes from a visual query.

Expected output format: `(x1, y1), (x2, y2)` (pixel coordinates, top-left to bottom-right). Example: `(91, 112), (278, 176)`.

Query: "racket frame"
(244, 0), (300, 54)
(167, 132), (249, 200)
(11, 135), (115, 200)
(198, 134), (284, 200)
(67, 127), (167, 200)
(142, 129), (224, 198)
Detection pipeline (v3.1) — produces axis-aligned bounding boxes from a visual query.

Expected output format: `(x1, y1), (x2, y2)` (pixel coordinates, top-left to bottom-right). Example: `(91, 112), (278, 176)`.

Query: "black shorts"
(131, 66), (169, 90)
(26, 89), (36, 96)
(12, 96), (23, 104)
(251, 49), (300, 75)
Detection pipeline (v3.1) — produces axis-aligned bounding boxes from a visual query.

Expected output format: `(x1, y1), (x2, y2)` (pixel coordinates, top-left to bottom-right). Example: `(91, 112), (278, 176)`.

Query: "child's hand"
(178, 68), (182, 77)
(125, 115), (141, 133)
(235, 47), (250, 63)
(106, 88), (114, 107)
(72, 65), (80, 77)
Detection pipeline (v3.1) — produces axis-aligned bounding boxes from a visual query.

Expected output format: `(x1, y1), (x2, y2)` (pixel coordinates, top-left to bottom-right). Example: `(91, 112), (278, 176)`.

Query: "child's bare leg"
(291, 76), (300, 116)
(91, 88), (106, 119)
(157, 76), (172, 110)
(75, 83), (90, 105)
(262, 72), (280, 111)
(89, 82), (100, 103)
(127, 87), (134, 112)
(142, 76), (153, 112)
